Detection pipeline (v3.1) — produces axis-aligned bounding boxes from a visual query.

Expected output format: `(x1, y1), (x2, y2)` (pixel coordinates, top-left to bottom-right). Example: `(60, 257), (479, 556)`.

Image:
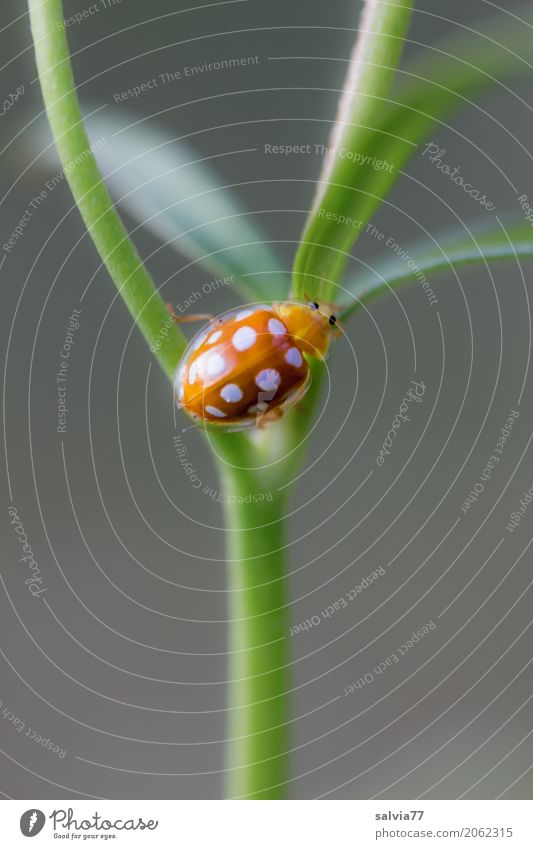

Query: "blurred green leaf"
(292, 0), (414, 303)
(342, 6), (533, 240)
(38, 107), (287, 303)
(294, 5), (532, 307)
(339, 220), (533, 319)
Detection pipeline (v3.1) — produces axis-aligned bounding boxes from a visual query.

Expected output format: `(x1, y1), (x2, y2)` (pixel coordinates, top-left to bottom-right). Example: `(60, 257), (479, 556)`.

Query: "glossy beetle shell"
(176, 303), (321, 429)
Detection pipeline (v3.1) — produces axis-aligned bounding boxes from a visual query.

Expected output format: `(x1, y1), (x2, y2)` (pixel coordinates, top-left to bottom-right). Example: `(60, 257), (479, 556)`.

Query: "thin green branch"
(293, 0), (414, 303)
(28, 0), (187, 379)
(339, 221), (533, 319)
(333, 7), (533, 248)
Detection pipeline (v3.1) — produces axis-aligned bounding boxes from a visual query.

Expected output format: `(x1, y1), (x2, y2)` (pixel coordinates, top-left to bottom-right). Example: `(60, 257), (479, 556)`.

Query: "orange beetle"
(175, 301), (337, 429)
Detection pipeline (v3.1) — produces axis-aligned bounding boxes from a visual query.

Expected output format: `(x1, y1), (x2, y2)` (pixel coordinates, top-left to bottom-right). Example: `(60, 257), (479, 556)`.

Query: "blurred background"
(1, 0), (532, 799)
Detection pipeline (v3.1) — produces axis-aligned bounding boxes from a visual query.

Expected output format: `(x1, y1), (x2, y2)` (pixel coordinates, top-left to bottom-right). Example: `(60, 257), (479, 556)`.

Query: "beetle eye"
(329, 314), (337, 326)
(311, 301), (319, 310)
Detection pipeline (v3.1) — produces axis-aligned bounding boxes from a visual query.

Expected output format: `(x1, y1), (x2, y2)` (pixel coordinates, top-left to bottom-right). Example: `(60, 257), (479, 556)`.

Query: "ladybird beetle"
(175, 301), (337, 429)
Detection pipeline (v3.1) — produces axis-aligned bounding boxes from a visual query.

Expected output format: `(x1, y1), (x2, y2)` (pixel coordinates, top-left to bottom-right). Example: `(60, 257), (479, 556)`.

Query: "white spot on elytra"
(255, 368), (281, 392)
(206, 353), (226, 377)
(220, 383), (243, 403)
(188, 362), (197, 384)
(268, 318), (286, 336)
(192, 330), (209, 350)
(205, 405), (226, 418)
(207, 330), (222, 345)
(236, 308), (254, 321)
(285, 347), (303, 367)
(232, 325), (257, 351)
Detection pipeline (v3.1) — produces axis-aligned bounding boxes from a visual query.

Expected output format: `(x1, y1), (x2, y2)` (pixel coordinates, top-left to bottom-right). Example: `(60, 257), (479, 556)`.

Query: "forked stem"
(27, 0), (187, 379)
(27, 0), (328, 803)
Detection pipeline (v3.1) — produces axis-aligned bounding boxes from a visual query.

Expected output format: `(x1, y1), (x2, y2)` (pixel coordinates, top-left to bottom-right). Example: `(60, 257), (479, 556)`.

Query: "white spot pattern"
(188, 362), (197, 384)
(255, 368), (281, 391)
(268, 318), (286, 336)
(232, 325), (257, 351)
(206, 353), (226, 377)
(205, 405), (226, 418)
(192, 330), (209, 350)
(285, 347), (303, 367)
(207, 330), (222, 345)
(236, 309), (254, 321)
(220, 383), (243, 403)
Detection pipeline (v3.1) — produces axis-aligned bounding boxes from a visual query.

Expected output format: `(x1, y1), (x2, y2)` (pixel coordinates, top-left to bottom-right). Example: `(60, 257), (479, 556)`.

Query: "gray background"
(1, 0), (532, 799)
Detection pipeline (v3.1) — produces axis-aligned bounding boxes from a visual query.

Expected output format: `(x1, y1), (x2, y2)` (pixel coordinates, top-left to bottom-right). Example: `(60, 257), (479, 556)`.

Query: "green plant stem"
(27, 0), (343, 802)
(293, 0), (413, 303)
(219, 464), (290, 799)
(208, 359), (326, 799)
(27, 0), (187, 379)
(339, 221), (533, 321)
(341, 8), (533, 241)
(213, 358), (327, 799)
(27, 0), (299, 799)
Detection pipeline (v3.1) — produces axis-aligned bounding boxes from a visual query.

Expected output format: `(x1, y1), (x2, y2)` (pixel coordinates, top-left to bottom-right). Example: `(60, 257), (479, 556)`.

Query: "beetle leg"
(166, 303), (213, 323)
(255, 406), (284, 428)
